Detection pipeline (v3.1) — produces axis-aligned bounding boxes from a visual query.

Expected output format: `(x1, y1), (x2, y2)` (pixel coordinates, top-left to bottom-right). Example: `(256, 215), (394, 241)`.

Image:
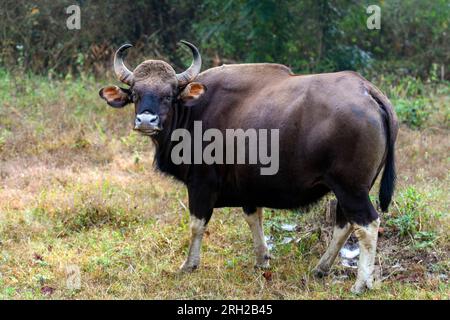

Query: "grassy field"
(0, 70), (448, 299)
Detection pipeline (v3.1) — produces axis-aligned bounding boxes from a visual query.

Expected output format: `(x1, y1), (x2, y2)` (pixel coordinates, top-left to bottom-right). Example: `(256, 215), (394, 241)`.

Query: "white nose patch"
(135, 113), (160, 130)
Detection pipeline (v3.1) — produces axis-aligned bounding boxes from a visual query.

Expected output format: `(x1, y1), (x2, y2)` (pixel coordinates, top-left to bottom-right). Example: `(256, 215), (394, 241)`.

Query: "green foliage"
(413, 231), (438, 250)
(374, 75), (448, 129)
(387, 187), (438, 248)
(0, 128), (12, 150)
(388, 187), (424, 237)
(0, 0), (199, 75)
(0, 1), (448, 79)
(195, 0), (373, 72)
(394, 98), (431, 129)
(373, 0), (449, 78)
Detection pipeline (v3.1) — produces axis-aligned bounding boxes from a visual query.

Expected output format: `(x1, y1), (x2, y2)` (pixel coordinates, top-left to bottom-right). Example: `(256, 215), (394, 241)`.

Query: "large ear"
(179, 82), (206, 104)
(99, 86), (131, 108)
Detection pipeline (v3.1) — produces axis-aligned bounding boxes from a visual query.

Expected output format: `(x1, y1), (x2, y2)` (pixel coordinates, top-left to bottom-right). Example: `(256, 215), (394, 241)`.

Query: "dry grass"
(0, 73), (448, 299)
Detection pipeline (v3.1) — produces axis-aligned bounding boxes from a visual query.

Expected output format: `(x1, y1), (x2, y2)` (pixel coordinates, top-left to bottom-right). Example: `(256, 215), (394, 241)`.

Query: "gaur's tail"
(366, 82), (399, 212)
(379, 131), (396, 212)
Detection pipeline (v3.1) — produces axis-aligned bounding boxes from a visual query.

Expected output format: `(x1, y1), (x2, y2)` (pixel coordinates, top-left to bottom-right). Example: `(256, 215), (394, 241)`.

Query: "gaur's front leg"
(180, 213), (210, 272)
(180, 183), (216, 272)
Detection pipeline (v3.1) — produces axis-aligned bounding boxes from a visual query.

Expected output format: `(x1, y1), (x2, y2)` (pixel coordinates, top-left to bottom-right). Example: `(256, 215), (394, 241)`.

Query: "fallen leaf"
(33, 253), (44, 261)
(41, 286), (55, 295)
(262, 271), (273, 281)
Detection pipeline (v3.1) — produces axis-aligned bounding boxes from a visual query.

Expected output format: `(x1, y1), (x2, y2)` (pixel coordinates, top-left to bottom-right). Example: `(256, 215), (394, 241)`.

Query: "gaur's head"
(99, 41), (205, 136)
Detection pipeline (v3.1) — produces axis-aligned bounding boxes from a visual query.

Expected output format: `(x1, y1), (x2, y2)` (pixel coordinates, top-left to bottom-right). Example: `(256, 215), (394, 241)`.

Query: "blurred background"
(0, 1), (448, 299)
(1, 0), (448, 79)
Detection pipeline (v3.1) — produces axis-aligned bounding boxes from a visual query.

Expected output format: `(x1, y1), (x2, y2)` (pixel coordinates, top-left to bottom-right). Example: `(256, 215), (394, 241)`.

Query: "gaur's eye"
(131, 93), (138, 102)
(164, 96), (172, 102)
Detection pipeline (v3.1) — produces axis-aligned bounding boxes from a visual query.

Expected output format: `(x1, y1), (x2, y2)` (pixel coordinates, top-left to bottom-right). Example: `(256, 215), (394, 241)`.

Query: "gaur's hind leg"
(242, 207), (271, 268)
(313, 202), (353, 277)
(352, 216), (379, 294)
(333, 188), (380, 294)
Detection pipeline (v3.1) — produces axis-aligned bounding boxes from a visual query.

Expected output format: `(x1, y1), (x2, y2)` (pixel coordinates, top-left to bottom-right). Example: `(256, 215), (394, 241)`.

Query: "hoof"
(254, 261), (270, 270)
(350, 283), (365, 295)
(179, 262), (199, 273)
(312, 266), (329, 278)
(351, 279), (374, 294)
(254, 254), (272, 269)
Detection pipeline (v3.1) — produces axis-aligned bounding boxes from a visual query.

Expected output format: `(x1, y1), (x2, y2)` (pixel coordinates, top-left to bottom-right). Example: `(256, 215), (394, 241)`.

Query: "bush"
(1, 1), (448, 79)
(388, 187), (424, 237)
(387, 187), (437, 248)
(394, 98), (431, 129)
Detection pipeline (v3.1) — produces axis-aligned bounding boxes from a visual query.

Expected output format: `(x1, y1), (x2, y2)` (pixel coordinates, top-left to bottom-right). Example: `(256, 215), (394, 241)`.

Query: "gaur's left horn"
(176, 41), (202, 87)
(114, 44), (134, 86)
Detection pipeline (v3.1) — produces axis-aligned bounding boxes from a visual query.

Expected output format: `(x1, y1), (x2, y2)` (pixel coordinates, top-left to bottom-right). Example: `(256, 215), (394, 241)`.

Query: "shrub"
(387, 187), (437, 248)
(394, 98), (431, 129)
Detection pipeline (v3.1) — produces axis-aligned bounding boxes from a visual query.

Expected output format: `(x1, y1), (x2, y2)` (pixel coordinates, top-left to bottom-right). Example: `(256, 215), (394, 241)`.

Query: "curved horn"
(176, 40), (202, 86)
(114, 44), (134, 86)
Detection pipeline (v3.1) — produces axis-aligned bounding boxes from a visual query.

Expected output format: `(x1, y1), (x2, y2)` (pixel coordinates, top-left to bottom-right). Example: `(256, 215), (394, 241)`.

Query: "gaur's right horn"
(114, 44), (135, 86)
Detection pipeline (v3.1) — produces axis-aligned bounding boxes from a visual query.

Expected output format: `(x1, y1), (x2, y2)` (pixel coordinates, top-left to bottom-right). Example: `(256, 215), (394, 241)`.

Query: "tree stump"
(325, 199), (337, 226)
